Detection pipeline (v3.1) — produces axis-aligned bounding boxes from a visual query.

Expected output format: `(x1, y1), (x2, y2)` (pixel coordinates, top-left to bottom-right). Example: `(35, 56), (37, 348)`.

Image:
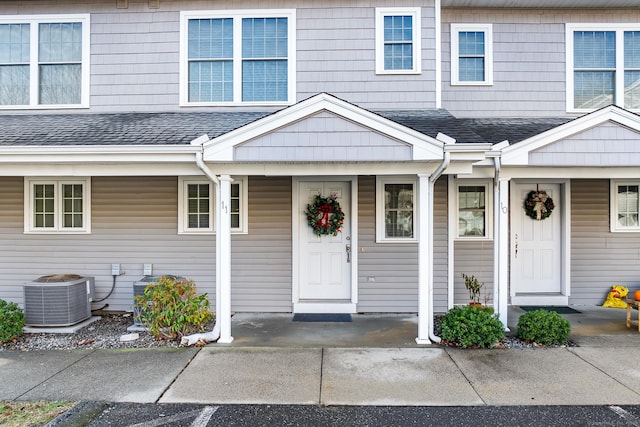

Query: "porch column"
(416, 173), (432, 344)
(496, 178), (510, 328)
(217, 175), (233, 343)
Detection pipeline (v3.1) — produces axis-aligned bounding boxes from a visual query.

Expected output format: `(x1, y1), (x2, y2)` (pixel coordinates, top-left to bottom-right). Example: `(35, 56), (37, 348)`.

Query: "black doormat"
(520, 306), (581, 314)
(292, 313), (352, 322)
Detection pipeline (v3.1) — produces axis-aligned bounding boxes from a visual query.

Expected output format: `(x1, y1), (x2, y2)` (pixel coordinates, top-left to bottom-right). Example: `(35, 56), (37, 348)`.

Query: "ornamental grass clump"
(439, 305), (505, 348)
(0, 299), (25, 343)
(134, 276), (212, 341)
(517, 309), (571, 345)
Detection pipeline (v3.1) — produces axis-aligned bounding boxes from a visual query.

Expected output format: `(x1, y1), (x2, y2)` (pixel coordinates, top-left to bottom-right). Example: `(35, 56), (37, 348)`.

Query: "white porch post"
(497, 178), (510, 328)
(416, 173), (431, 344)
(217, 175), (233, 343)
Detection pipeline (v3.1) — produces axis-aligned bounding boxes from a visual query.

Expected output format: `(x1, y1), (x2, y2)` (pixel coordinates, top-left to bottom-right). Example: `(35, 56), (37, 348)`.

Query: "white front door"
(511, 183), (564, 304)
(297, 181), (351, 306)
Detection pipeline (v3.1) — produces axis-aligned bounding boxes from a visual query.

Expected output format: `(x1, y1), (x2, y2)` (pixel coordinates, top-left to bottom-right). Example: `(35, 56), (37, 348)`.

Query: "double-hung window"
(0, 15), (90, 108)
(181, 10), (296, 105)
(376, 177), (417, 242)
(454, 180), (492, 239)
(450, 24), (493, 85)
(178, 177), (248, 234)
(24, 178), (91, 233)
(611, 181), (640, 232)
(567, 24), (640, 112)
(375, 8), (421, 74)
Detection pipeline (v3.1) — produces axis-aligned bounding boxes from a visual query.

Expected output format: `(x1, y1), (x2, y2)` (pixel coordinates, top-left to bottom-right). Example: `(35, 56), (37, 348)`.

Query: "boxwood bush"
(440, 305), (505, 348)
(517, 309), (571, 345)
(0, 299), (25, 343)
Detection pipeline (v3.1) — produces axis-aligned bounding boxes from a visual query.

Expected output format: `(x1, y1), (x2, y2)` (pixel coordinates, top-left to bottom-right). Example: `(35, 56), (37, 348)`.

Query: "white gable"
(529, 121), (640, 166)
(202, 93), (443, 162)
(502, 106), (640, 166)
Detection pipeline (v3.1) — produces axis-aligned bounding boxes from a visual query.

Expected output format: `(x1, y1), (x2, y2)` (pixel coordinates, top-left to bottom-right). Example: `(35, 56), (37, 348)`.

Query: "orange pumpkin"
(634, 290), (640, 301)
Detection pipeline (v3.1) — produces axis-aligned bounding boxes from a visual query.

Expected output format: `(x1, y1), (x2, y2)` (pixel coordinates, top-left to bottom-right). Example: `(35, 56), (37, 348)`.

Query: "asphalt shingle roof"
(0, 109), (572, 147)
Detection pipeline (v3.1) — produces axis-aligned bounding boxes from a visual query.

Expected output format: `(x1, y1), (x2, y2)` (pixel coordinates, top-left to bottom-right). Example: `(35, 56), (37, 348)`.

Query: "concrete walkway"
(2, 306), (640, 406)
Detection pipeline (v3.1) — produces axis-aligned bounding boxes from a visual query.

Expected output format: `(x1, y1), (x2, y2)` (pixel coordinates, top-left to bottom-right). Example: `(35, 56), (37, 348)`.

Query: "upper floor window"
(375, 8), (421, 75)
(450, 24), (493, 86)
(567, 24), (640, 112)
(178, 177), (248, 234)
(611, 180), (639, 232)
(180, 10), (296, 106)
(0, 15), (90, 109)
(376, 177), (417, 242)
(24, 178), (91, 233)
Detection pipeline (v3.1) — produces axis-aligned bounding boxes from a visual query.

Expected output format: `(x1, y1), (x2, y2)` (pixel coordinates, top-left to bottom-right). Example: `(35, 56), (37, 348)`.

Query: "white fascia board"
(0, 145), (199, 164)
(501, 106), (640, 165)
(198, 161), (443, 177)
(203, 93), (443, 162)
(500, 166), (640, 180)
(0, 163), (204, 177)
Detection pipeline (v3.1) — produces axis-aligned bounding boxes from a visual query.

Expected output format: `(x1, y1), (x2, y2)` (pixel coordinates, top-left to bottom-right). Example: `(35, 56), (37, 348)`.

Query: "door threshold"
(293, 302), (356, 313)
(511, 294), (568, 306)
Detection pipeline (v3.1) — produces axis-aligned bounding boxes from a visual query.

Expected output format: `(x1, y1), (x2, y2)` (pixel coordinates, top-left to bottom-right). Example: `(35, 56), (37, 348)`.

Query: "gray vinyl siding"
(441, 8), (640, 117)
(433, 177), (450, 313)
(530, 122), (640, 166)
(0, 176), (216, 312)
(453, 241), (494, 306)
(356, 176), (449, 313)
(0, 0), (436, 113)
(232, 177), (293, 312)
(357, 176), (418, 312)
(234, 111), (412, 162)
(570, 179), (640, 304)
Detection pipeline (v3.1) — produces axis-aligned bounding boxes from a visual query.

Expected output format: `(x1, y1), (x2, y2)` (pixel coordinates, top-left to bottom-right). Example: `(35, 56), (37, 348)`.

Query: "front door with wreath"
(511, 182), (562, 298)
(297, 181), (351, 303)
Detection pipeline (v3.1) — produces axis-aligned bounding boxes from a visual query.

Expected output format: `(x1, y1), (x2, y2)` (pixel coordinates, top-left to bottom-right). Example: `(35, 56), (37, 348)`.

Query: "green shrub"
(134, 276), (213, 341)
(0, 299), (25, 343)
(517, 309), (571, 345)
(440, 305), (505, 348)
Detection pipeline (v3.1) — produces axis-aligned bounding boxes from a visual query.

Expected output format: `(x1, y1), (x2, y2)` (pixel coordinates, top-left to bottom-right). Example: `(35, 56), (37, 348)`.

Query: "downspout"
(181, 141), (222, 346)
(427, 149), (450, 344)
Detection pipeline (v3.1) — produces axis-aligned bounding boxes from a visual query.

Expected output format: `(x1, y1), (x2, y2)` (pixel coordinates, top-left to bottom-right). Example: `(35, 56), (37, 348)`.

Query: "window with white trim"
(567, 24), (640, 112)
(456, 181), (492, 239)
(178, 177), (248, 234)
(0, 15), (90, 108)
(611, 180), (639, 232)
(376, 177), (417, 242)
(180, 10), (295, 105)
(24, 178), (91, 233)
(375, 8), (421, 74)
(450, 24), (493, 85)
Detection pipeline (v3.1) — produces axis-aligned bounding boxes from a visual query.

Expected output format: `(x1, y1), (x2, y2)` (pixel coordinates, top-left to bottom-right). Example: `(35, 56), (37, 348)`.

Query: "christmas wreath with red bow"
(305, 194), (345, 236)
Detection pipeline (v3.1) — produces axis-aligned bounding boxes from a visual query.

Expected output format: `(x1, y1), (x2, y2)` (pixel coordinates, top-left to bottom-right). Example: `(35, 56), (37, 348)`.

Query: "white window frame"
(566, 23), (640, 113)
(0, 14), (90, 110)
(450, 23), (493, 86)
(179, 9), (296, 106)
(453, 179), (493, 240)
(24, 177), (91, 234)
(375, 7), (421, 75)
(178, 177), (248, 234)
(376, 176), (418, 243)
(610, 180), (640, 232)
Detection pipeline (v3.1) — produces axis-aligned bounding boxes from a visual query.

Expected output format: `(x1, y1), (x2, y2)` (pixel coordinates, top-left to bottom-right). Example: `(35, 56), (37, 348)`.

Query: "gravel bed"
(0, 313), (194, 351)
